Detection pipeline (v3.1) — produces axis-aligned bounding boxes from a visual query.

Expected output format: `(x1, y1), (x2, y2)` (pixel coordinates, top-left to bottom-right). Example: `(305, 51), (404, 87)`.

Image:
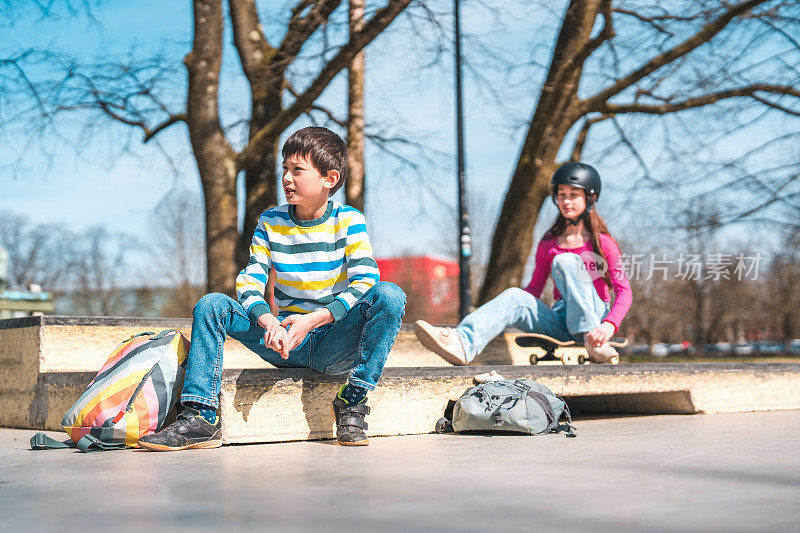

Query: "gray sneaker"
(138, 407), (222, 451)
(414, 320), (467, 366)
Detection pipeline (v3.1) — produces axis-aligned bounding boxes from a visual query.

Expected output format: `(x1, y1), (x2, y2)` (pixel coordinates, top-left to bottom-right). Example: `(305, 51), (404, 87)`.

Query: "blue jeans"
(181, 282), (406, 408)
(457, 253), (610, 363)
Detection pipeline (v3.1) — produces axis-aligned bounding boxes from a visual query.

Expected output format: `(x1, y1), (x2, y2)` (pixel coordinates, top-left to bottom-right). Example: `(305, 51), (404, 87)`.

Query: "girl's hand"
(586, 321), (615, 346)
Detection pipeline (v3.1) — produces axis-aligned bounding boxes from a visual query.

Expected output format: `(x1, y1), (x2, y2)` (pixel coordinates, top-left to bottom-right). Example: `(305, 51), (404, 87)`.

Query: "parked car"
(668, 342), (696, 355)
(668, 343), (686, 354)
(753, 342), (783, 355)
(651, 343), (670, 357)
(631, 344), (650, 355)
(732, 342), (754, 356)
(714, 342), (732, 353)
(789, 339), (800, 354)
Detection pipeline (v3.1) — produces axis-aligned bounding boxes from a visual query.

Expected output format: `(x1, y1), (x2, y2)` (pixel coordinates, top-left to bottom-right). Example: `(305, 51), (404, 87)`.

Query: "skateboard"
(514, 333), (628, 365)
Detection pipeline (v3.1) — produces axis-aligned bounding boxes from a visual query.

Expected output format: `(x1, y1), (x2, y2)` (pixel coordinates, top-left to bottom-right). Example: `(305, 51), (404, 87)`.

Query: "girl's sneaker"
(583, 336), (619, 363)
(413, 320), (467, 366)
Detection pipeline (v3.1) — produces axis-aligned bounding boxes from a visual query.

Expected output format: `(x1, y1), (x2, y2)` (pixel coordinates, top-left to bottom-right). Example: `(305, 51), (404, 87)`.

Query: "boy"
(139, 127), (406, 450)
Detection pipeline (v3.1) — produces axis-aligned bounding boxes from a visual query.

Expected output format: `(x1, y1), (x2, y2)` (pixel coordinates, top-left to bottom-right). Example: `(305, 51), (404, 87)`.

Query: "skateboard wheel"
(577, 355), (586, 365)
(435, 417), (453, 433)
(530, 354), (538, 365)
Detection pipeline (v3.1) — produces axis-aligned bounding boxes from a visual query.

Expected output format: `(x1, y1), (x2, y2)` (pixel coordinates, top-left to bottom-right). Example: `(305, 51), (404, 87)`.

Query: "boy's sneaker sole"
(339, 440), (369, 446)
(138, 439), (223, 452)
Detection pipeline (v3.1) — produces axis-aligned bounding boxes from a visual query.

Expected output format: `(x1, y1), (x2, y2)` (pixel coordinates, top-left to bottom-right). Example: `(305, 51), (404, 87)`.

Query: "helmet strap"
(565, 200), (593, 226)
(566, 211), (586, 226)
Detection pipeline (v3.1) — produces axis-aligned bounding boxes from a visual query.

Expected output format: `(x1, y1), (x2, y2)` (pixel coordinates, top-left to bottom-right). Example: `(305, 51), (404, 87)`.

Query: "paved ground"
(2, 411), (799, 532)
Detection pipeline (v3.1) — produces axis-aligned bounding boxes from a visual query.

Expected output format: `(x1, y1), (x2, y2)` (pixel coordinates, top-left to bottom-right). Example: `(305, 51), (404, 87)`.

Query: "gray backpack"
(437, 379), (576, 437)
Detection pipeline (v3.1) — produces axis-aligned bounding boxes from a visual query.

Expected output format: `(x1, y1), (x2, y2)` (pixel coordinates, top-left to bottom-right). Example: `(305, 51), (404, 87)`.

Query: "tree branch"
(570, 114), (611, 161)
(229, 0), (275, 86)
(584, 0), (772, 111)
(611, 7), (697, 36)
(64, 68), (187, 142)
(579, 0), (614, 65)
(596, 84), (800, 115)
(285, 79), (347, 127)
(237, 0), (411, 170)
(544, 0), (614, 102)
(185, 0), (234, 159)
(751, 94), (800, 117)
(144, 114), (188, 142)
(275, 0), (341, 73)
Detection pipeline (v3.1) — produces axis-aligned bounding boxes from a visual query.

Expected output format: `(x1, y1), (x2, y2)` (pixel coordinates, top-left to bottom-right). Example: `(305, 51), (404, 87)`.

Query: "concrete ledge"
(4, 317), (799, 444)
(0, 315), (526, 373)
(7, 363), (800, 443)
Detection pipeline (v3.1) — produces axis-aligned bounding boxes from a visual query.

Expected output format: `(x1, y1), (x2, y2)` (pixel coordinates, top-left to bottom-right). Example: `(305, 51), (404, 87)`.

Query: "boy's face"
(282, 153), (340, 206)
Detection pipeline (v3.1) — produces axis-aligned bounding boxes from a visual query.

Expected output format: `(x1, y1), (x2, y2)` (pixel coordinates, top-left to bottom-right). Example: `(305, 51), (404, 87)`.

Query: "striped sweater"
(236, 200), (380, 323)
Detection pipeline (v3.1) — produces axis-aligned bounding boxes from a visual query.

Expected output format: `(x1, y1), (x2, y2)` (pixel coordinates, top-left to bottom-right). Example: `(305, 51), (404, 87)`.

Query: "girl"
(415, 162), (632, 365)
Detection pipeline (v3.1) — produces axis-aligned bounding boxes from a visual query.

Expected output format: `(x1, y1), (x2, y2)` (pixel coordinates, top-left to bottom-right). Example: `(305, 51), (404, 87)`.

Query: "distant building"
(376, 255), (459, 324)
(0, 245), (55, 319)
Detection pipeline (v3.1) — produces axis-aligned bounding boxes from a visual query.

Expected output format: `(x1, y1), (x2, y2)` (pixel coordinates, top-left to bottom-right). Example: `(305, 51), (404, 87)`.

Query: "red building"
(376, 255), (459, 324)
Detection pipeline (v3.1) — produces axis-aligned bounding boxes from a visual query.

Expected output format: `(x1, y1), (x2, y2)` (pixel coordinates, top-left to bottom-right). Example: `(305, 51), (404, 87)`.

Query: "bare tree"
(765, 231), (800, 344)
(0, 209), (154, 316)
(67, 227), (131, 316)
(0, 211), (70, 290)
(479, 0), (800, 303)
(148, 187), (206, 317)
(2, 0), (413, 296)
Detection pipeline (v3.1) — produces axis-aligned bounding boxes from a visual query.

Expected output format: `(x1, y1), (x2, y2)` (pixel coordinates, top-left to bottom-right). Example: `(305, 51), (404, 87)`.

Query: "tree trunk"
(236, 75), (283, 270)
(201, 171), (239, 296)
(346, 0), (366, 212)
(185, 0), (237, 296)
(478, 0), (602, 304)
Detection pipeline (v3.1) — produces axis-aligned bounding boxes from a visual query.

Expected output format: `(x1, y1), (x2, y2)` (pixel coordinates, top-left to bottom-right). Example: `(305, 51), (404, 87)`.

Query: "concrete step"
(7, 363), (800, 444)
(0, 315), (529, 373)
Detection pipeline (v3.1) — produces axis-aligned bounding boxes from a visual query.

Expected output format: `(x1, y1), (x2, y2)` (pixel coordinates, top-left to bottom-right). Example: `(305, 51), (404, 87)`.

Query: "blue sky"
(1, 0), (797, 288)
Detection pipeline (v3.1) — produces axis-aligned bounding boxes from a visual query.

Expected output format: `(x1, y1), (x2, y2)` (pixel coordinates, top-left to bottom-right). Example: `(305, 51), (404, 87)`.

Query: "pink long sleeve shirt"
(523, 234), (633, 331)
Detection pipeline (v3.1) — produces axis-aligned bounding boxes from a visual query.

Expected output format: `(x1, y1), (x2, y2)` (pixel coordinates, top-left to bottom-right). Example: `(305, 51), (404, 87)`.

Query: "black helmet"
(550, 162), (601, 205)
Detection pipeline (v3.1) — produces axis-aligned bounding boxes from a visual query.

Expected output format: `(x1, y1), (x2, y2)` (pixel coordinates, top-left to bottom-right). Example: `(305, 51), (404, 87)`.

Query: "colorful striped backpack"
(31, 330), (189, 452)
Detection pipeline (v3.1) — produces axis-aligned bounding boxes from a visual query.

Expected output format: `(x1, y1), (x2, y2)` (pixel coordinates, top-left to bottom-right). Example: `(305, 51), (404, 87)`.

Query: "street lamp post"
(454, 0), (472, 320)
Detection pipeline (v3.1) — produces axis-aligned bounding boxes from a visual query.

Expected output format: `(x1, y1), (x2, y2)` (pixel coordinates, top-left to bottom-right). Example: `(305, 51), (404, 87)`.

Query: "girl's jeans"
(181, 282), (406, 409)
(457, 253), (610, 363)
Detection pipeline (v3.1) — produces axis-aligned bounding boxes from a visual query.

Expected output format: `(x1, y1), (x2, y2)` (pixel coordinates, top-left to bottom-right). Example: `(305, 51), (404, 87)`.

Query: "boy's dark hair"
(282, 127), (348, 195)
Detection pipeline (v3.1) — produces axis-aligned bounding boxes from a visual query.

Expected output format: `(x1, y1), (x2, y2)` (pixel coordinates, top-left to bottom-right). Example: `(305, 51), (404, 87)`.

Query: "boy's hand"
(258, 313), (290, 359)
(281, 309), (333, 353)
(586, 321), (616, 347)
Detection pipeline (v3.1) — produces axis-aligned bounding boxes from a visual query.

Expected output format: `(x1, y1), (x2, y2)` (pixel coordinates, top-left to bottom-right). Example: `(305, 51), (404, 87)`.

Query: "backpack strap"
(150, 330), (178, 340)
(554, 400), (577, 438)
(490, 395), (518, 427)
(443, 399), (456, 423)
(512, 379), (532, 392)
(75, 435), (127, 452)
(525, 390), (557, 430)
(30, 432), (74, 450)
(30, 432), (128, 451)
